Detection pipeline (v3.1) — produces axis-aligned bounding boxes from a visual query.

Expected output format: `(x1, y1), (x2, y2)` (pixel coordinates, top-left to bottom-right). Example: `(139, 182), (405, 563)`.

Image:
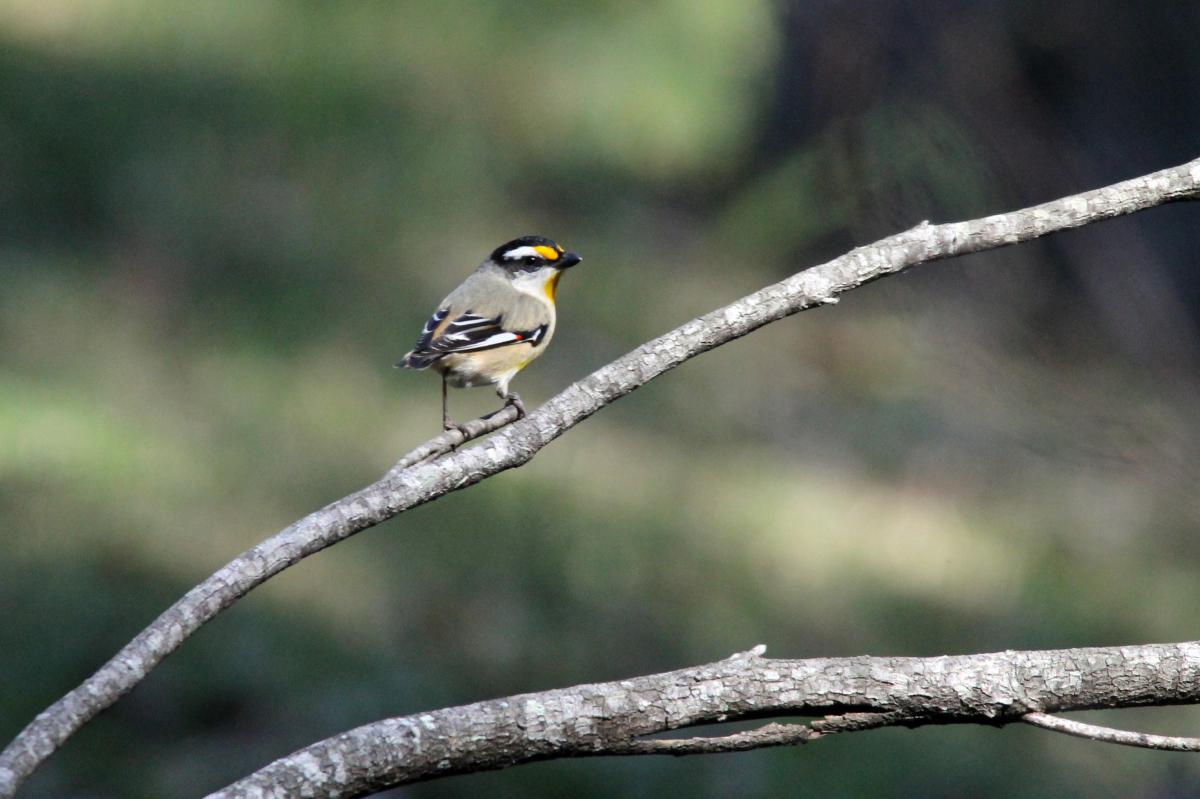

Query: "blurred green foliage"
(3, 1), (1200, 796)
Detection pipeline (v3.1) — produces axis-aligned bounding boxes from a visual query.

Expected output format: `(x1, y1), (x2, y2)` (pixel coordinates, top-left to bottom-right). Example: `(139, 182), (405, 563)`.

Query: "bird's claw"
(443, 419), (471, 446)
(505, 393), (527, 419)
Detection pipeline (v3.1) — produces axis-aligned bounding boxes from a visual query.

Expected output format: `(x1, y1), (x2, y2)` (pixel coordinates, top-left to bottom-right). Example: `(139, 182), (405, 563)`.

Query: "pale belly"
(435, 338), (549, 389)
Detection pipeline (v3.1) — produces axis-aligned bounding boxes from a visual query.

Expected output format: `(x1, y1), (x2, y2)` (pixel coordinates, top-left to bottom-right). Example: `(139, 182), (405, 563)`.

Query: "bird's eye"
(522, 256), (538, 266)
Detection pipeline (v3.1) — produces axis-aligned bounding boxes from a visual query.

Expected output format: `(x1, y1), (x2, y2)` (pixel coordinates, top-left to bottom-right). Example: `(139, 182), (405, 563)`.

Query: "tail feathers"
(396, 350), (441, 370)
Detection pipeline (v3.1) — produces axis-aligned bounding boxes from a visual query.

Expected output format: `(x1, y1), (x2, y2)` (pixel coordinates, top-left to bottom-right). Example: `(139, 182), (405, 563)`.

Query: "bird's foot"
(443, 418), (471, 446)
(504, 392), (527, 419)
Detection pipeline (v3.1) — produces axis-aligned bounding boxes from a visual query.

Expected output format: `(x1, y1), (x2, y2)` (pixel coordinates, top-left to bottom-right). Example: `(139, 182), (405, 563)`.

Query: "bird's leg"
(438, 374), (475, 444)
(441, 375), (472, 433)
(441, 373), (450, 430)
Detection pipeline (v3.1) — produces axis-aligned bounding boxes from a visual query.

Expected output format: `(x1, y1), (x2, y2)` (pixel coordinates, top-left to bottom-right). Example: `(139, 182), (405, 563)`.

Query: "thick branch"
(211, 641), (1200, 797)
(2, 157), (1197, 797)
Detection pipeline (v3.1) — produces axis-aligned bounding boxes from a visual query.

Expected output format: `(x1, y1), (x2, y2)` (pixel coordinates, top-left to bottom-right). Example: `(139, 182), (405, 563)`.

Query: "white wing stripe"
(421, 309), (448, 335)
(455, 332), (523, 351)
(448, 316), (493, 329)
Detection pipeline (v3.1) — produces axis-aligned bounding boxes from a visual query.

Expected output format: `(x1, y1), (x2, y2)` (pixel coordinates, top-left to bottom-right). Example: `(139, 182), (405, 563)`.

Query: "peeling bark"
(2, 157), (1198, 798)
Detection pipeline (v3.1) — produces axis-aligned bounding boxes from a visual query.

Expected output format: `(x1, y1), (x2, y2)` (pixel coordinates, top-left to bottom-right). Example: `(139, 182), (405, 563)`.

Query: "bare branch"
(2, 157), (1198, 797)
(606, 713), (901, 755)
(210, 641), (1200, 797)
(608, 722), (824, 755)
(1023, 712), (1200, 752)
(389, 406), (522, 473)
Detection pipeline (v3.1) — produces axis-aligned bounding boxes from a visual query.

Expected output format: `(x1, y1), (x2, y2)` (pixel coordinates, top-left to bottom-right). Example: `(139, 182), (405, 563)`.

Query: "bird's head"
(490, 236), (583, 275)
(489, 236), (582, 303)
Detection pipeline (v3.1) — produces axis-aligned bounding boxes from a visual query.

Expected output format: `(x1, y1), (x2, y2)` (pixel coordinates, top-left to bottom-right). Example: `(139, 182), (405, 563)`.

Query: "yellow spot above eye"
(533, 245), (559, 261)
(556, 243), (564, 253)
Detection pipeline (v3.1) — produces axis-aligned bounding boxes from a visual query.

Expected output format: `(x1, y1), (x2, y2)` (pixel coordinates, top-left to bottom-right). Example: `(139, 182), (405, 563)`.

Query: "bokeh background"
(3, 1), (1200, 796)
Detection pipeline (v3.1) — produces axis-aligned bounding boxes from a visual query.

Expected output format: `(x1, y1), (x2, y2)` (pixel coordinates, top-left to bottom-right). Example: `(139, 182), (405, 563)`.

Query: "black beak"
(558, 251), (582, 269)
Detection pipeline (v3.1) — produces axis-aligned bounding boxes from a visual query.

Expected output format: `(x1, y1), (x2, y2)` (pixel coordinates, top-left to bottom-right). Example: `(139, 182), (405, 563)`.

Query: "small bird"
(397, 235), (583, 431)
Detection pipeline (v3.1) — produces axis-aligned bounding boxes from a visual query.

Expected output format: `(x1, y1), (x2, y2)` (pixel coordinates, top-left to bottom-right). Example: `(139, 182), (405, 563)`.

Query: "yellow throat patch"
(544, 270), (562, 301)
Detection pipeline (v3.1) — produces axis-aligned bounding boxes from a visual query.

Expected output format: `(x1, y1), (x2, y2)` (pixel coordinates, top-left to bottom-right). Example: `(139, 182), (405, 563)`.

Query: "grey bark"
(211, 642), (1200, 798)
(1023, 711), (1200, 751)
(1, 157), (1198, 797)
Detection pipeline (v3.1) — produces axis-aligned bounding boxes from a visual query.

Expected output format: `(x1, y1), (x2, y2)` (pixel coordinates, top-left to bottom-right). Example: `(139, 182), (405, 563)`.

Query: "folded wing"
(399, 310), (548, 369)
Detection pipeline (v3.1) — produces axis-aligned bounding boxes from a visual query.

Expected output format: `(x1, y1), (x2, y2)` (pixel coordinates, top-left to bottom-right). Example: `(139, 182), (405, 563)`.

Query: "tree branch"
(2, 157), (1197, 797)
(604, 712), (901, 755)
(388, 405), (522, 472)
(209, 641), (1200, 797)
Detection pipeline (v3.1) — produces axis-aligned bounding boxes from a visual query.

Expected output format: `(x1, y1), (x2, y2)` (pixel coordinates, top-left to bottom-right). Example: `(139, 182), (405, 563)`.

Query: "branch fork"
(209, 641), (1200, 796)
(3, 157), (1198, 797)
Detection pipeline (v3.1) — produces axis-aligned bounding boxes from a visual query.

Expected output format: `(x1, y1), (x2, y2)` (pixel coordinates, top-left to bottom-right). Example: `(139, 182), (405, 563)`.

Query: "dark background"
(2, 1), (1199, 796)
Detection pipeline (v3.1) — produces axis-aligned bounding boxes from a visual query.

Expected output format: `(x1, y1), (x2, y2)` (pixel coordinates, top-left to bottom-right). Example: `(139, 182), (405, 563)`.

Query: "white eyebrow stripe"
(502, 246), (544, 260)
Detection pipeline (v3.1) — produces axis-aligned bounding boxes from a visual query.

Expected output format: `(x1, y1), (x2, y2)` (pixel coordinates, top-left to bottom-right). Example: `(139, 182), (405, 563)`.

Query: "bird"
(397, 235), (583, 431)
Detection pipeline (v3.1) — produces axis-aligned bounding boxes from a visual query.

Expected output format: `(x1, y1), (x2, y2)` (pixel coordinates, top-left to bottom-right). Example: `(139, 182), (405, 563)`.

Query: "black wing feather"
(398, 310), (546, 369)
